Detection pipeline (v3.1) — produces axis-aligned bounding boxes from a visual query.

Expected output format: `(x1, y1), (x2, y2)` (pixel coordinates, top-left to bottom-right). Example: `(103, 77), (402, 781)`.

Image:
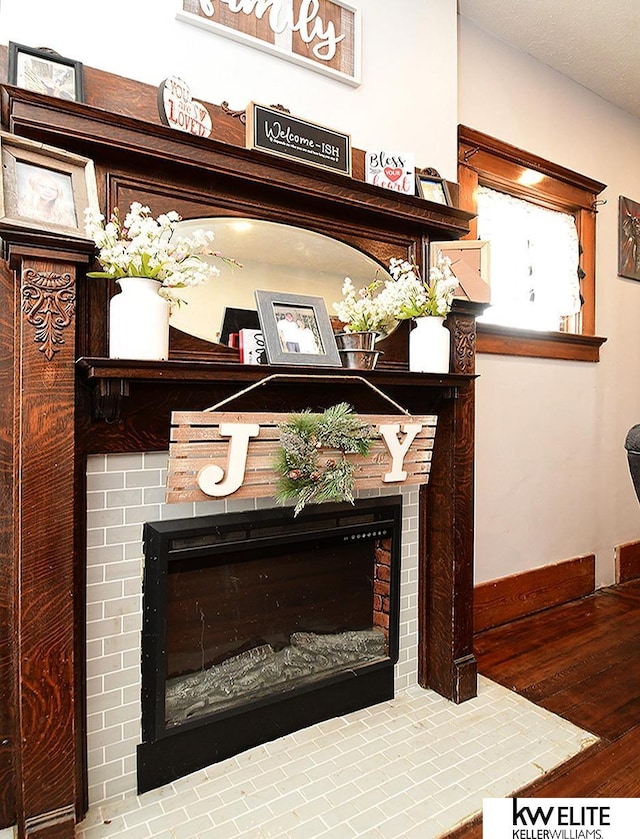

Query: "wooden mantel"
(0, 76), (482, 839)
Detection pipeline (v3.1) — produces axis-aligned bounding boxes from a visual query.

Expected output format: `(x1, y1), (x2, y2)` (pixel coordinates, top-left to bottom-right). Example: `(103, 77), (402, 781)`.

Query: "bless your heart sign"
(365, 150), (415, 196)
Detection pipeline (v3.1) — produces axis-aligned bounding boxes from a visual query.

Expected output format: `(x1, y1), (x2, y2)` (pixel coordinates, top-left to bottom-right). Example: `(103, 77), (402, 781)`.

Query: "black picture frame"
(415, 167), (451, 206)
(254, 290), (341, 367)
(8, 42), (84, 103)
(618, 195), (640, 281)
(219, 307), (261, 346)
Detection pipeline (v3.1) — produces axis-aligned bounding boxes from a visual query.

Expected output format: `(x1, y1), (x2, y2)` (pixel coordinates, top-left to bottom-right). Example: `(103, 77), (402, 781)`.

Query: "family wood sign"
(177, 0), (361, 86)
(166, 410), (438, 503)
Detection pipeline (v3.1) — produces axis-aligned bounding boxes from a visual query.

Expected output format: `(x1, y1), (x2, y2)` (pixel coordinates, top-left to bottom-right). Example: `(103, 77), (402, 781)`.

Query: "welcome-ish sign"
(177, 0), (361, 86)
(166, 411), (437, 503)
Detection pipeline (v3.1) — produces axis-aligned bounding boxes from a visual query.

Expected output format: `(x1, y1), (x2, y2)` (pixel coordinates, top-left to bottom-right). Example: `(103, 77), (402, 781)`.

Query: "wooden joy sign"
(166, 411), (438, 504)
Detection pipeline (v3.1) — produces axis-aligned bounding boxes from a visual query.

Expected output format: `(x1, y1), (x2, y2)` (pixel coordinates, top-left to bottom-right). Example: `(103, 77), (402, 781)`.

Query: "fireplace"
(137, 495), (402, 792)
(2, 73), (482, 837)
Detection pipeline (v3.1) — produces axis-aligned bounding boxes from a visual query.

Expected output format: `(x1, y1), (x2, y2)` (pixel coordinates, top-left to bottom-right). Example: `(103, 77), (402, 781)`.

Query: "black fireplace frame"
(137, 496), (403, 793)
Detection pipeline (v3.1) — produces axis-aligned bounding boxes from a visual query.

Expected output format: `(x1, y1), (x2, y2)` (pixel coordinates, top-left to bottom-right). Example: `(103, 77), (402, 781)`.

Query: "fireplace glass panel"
(165, 534), (389, 726)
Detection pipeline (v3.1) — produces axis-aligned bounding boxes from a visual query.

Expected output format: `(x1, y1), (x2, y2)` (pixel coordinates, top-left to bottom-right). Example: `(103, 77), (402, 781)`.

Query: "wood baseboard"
(616, 539), (640, 584)
(474, 554), (596, 633)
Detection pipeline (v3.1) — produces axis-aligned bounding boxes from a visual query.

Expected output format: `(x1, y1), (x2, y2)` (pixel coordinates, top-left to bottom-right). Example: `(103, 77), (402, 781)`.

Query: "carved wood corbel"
(448, 316), (477, 376)
(92, 377), (129, 423)
(446, 299), (486, 376)
(21, 268), (76, 361)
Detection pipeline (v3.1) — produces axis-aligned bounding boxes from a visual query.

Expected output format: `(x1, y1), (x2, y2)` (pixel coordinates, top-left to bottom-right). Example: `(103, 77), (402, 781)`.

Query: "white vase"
(109, 277), (170, 360)
(409, 316), (450, 373)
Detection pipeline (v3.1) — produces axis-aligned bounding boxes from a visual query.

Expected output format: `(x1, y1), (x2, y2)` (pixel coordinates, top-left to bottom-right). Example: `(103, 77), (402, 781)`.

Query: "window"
(476, 186), (581, 332)
(458, 126), (606, 361)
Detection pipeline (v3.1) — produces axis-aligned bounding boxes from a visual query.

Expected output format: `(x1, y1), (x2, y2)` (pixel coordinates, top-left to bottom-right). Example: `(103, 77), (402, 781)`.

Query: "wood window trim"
(458, 125), (607, 362)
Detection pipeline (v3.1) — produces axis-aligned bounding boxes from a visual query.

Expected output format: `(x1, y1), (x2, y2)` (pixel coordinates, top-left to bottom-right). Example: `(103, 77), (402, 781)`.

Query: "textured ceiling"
(458, 0), (640, 119)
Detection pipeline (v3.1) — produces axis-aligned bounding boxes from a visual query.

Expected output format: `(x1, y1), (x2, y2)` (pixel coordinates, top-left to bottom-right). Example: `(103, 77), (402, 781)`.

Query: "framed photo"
(254, 290), (341, 367)
(8, 42), (84, 103)
(415, 167), (451, 206)
(430, 240), (491, 303)
(0, 131), (99, 237)
(619, 196), (640, 281)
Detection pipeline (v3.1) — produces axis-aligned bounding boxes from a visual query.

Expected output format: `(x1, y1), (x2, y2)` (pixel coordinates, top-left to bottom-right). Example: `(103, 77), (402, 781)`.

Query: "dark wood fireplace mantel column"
(420, 301), (482, 703)
(1, 228), (93, 839)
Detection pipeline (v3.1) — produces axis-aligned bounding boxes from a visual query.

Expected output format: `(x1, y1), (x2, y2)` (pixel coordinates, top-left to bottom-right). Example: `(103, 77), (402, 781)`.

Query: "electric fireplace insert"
(138, 495), (402, 792)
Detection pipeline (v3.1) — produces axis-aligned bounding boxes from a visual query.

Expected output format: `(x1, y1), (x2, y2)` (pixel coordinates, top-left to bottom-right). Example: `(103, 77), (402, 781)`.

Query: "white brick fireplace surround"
(80, 452), (596, 839)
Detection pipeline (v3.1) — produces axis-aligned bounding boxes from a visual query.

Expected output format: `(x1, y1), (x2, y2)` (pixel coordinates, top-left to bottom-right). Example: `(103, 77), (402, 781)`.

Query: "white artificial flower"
(381, 253), (458, 319)
(332, 252), (459, 332)
(332, 275), (396, 334)
(84, 203), (241, 303)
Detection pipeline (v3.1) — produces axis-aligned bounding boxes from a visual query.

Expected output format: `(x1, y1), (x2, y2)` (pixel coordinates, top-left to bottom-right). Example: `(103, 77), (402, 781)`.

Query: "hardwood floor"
(444, 579), (640, 838)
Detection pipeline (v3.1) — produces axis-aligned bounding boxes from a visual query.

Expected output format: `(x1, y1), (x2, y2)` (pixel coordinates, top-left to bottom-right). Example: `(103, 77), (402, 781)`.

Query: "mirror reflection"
(169, 218), (392, 344)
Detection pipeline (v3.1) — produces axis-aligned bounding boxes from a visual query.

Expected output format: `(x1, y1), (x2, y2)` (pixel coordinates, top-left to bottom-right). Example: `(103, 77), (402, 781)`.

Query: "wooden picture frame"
(415, 167), (451, 206)
(255, 290), (341, 367)
(618, 195), (640, 281)
(8, 42), (84, 102)
(0, 131), (99, 237)
(430, 240), (491, 303)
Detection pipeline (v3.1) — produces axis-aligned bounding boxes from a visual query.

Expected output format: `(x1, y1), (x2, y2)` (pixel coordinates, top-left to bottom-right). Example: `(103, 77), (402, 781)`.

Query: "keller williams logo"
(511, 798), (610, 838)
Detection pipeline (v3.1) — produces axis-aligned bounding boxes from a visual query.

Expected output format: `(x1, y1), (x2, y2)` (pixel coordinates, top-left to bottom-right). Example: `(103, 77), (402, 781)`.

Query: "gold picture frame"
(430, 240), (491, 303)
(415, 167), (451, 206)
(0, 131), (99, 238)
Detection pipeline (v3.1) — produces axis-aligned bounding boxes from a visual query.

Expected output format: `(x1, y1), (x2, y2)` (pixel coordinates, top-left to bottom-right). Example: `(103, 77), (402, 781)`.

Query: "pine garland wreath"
(274, 402), (374, 515)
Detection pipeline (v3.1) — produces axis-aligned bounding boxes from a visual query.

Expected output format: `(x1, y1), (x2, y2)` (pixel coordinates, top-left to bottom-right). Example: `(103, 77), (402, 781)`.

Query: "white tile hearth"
(76, 676), (597, 839)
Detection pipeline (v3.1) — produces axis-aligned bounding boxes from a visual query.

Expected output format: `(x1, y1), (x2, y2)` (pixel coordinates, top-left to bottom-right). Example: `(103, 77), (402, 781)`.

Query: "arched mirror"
(169, 218), (393, 344)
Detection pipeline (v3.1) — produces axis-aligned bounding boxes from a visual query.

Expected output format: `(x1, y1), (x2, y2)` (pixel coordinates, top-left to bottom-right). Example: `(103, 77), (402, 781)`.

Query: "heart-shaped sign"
(384, 167), (403, 182)
(158, 76), (212, 138)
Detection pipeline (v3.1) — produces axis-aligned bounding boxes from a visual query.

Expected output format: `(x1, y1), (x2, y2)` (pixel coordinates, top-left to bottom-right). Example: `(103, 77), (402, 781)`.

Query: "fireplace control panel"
(345, 529), (389, 540)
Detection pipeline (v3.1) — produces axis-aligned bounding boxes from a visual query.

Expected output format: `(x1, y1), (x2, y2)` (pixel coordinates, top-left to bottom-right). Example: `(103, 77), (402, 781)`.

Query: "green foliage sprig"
(274, 403), (374, 515)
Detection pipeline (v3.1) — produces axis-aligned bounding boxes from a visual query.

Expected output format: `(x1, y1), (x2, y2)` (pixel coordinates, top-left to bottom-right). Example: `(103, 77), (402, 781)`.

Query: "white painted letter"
(379, 423), (423, 482)
(198, 0), (215, 17)
(197, 423), (260, 496)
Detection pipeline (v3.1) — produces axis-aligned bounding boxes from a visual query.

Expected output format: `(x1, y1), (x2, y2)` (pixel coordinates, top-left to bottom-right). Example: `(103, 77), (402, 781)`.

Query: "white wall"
(459, 18), (640, 586)
(0, 0), (459, 179)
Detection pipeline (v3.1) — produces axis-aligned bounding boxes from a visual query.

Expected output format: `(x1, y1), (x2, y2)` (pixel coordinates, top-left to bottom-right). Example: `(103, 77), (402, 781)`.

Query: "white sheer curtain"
(476, 185), (581, 331)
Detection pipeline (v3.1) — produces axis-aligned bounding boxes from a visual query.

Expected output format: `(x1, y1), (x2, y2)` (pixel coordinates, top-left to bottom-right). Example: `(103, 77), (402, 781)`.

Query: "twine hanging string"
(203, 373), (411, 416)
